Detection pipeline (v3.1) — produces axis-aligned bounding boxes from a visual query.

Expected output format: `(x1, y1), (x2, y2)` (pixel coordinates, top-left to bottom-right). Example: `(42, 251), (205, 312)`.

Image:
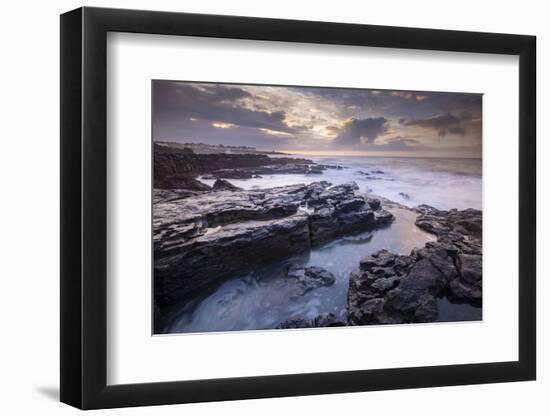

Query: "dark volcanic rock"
(154, 143), (327, 188)
(158, 174), (212, 191)
(211, 162), (330, 179)
(154, 181), (394, 307)
(305, 182), (393, 246)
(347, 206), (482, 325)
(212, 178), (242, 191)
(155, 213), (311, 305)
(287, 265), (336, 295)
(415, 205), (482, 240)
(277, 313), (346, 329)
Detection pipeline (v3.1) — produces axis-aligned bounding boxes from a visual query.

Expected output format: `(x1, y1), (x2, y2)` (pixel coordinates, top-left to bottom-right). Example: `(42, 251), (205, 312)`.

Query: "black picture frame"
(60, 6), (536, 410)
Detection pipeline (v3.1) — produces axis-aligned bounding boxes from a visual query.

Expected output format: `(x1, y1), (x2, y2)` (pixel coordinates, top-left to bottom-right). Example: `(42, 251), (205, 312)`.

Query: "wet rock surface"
(348, 206), (482, 325)
(153, 144), (482, 332)
(277, 313), (346, 329)
(154, 181), (394, 315)
(287, 265), (336, 295)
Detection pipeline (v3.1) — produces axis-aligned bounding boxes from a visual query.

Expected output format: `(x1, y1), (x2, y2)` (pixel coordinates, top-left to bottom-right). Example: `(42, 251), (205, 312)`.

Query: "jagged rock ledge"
(347, 205), (482, 325)
(154, 181), (394, 316)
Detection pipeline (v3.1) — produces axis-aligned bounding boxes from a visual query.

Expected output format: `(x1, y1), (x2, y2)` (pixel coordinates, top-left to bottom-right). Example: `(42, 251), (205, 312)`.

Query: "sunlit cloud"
(391, 91), (429, 102)
(212, 122), (237, 129)
(260, 128), (292, 136)
(391, 91), (414, 99)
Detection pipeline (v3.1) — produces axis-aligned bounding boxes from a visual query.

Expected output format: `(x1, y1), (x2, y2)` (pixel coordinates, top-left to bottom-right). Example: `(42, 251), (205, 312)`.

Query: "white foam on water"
(200, 156), (482, 211)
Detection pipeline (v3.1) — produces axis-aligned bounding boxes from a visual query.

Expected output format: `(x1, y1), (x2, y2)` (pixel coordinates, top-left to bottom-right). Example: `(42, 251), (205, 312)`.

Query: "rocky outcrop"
(154, 143), (327, 189)
(277, 313), (346, 329)
(415, 205), (482, 303)
(154, 181), (394, 308)
(212, 178), (242, 191)
(155, 214), (311, 306)
(298, 182), (392, 246)
(287, 265), (336, 295)
(347, 206), (482, 325)
(156, 174), (212, 191)
(210, 162), (327, 179)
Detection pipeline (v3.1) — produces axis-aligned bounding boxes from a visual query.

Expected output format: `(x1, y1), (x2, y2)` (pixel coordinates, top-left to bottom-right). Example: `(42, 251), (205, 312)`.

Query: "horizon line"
(154, 140), (481, 159)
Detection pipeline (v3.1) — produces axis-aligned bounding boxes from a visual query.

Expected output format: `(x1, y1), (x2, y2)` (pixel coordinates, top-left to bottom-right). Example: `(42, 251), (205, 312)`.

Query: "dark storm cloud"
(400, 112), (479, 137)
(333, 117), (389, 146)
(296, 87), (481, 120)
(153, 81), (304, 135)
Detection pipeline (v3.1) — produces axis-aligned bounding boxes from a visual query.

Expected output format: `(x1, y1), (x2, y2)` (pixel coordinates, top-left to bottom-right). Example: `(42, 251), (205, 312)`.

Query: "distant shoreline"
(155, 140), (290, 156)
(154, 140), (481, 160)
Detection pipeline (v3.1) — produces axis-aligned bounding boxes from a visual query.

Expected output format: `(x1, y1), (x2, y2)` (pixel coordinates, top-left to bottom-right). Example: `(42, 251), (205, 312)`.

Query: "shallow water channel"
(164, 207), (480, 334)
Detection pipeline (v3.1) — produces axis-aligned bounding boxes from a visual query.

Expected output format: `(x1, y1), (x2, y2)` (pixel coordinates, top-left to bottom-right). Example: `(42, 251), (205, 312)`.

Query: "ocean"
(200, 155), (482, 211)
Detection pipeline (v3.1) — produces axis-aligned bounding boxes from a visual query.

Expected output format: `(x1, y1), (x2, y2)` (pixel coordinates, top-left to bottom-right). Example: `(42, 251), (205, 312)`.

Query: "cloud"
(153, 81), (304, 135)
(364, 135), (481, 156)
(324, 125), (340, 136)
(333, 117), (389, 146)
(365, 136), (428, 152)
(391, 91), (414, 99)
(390, 91), (429, 101)
(400, 112), (477, 137)
(153, 80), (482, 157)
(200, 84), (252, 102)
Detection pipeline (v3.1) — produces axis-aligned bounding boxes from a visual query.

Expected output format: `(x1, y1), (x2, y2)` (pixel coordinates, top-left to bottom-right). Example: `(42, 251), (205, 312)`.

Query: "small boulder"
(287, 265), (336, 295)
(212, 178), (242, 191)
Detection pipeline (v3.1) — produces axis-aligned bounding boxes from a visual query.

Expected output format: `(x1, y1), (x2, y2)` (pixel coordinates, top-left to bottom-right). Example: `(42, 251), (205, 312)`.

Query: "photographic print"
(153, 80), (482, 335)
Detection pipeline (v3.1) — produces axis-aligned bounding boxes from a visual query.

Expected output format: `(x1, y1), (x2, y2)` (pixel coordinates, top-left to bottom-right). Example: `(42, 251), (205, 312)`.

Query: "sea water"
(200, 156), (482, 211)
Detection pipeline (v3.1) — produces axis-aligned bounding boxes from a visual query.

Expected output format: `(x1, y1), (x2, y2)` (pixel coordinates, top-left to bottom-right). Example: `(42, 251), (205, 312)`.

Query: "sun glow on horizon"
(212, 121), (237, 129)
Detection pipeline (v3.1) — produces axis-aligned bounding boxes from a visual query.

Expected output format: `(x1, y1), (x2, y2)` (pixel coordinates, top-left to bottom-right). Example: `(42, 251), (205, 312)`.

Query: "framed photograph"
(60, 6), (536, 409)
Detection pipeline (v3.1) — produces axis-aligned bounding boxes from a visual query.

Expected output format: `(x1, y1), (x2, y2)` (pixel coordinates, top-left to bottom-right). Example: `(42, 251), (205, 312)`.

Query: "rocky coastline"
(154, 180), (394, 329)
(154, 143), (341, 189)
(347, 205), (482, 325)
(153, 144), (482, 332)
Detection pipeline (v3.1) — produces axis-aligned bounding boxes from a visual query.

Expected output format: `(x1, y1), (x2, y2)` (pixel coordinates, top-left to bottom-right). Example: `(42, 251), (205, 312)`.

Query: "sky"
(153, 80), (482, 158)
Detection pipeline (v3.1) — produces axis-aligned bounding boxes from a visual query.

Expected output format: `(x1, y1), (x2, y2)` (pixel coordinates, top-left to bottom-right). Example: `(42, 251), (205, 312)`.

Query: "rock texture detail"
(347, 206), (482, 325)
(286, 265), (336, 295)
(277, 313), (347, 329)
(154, 181), (394, 312)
